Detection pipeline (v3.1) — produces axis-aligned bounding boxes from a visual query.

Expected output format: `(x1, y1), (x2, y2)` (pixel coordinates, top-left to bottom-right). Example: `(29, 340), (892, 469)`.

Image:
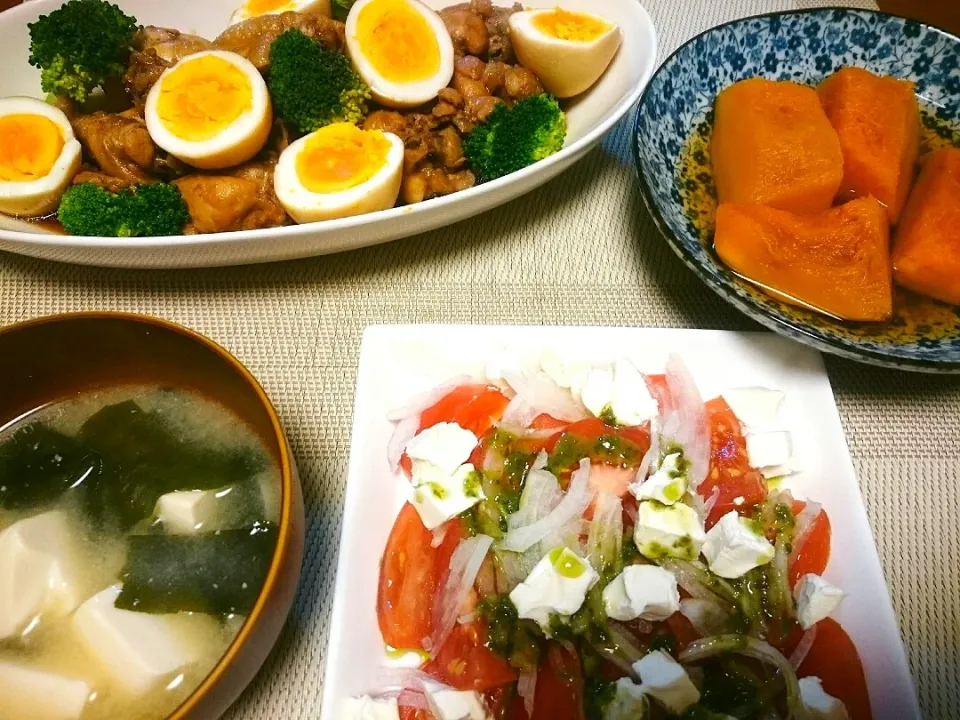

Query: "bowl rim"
(631, 5), (960, 373)
(0, 311), (298, 719)
(0, 0), (658, 251)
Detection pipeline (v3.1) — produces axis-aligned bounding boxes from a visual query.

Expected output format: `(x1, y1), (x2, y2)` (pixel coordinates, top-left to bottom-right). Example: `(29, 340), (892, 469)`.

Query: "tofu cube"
(633, 501), (706, 562)
(720, 387), (785, 430)
(0, 511), (81, 639)
(426, 688), (490, 720)
(633, 650), (700, 714)
(410, 461), (485, 530)
(603, 565), (680, 622)
(794, 574), (845, 629)
(0, 661), (90, 720)
(509, 547), (599, 632)
(339, 695), (401, 720)
(632, 452), (688, 506)
(798, 676), (850, 720)
(405, 422), (479, 475)
(73, 584), (214, 695)
(156, 489), (220, 534)
(702, 511), (775, 579)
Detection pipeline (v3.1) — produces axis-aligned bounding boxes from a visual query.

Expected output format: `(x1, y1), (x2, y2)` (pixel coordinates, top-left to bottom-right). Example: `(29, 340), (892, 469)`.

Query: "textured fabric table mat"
(1, 0), (957, 717)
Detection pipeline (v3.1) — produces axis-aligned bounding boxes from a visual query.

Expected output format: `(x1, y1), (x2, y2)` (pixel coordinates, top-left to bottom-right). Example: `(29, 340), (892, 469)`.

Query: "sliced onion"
(500, 459), (594, 552)
(661, 559), (738, 608)
(482, 446), (505, 474)
(501, 367), (588, 424)
(789, 624), (818, 670)
(501, 393), (539, 428)
(703, 486), (720, 516)
(770, 536), (794, 619)
(518, 666), (537, 719)
(790, 501), (823, 567)
(679, 635), (802, 717)
(680, 597), (731, 636)
(661, 354), (710, 491)
(397, 689), (431, 711)
(430, 535), (493, 656)
(496, 424), (562, 439)
(387, 375), (472, 421)
(587, 491), (623, 574)
(373, 667), (449, 692)
(508, 465), (563, 530)
(458, 612), (475, 625)
(387, 413), (420, 472)
(474, 554), (498, 598)
(623, 501), (638, 524)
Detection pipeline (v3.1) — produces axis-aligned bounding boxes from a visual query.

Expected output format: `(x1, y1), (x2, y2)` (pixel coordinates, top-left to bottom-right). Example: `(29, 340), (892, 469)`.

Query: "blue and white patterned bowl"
(633, 8), (960, 372)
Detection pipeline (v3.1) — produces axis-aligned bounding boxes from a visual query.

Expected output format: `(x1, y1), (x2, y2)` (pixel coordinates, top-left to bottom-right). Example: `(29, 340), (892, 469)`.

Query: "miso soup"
(0, 386), (281, 720)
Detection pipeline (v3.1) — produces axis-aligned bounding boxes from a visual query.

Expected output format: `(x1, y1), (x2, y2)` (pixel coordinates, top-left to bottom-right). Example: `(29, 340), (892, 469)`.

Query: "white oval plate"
(0, 0), (657, 268)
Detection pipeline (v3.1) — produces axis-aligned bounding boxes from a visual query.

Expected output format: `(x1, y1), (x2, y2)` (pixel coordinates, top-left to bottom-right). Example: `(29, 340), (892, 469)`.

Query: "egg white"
(345, 0), (454, 108)
(0, 97), (81, 217)
(508, 9), (622, 99)
(274, 129), (404, 223)
(144, 50), (272, 171)
(228, 0), (331, 26)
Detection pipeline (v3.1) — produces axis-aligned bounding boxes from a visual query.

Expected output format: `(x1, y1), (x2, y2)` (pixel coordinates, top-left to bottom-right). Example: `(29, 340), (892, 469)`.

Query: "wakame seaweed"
(117, 522), (277, 615)
(0, 423), (103, 512)
(78, 400), (266, 528)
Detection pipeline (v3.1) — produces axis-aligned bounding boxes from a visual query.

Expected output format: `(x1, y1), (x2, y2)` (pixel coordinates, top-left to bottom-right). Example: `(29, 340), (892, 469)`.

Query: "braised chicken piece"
(174, 163), (288, 234)
(72, 111), (157, 186)
(123, 27), (213, 107)
(439, 4), (489, 57)
(213, 11), (344, 71)
(401, 167), (475, 204)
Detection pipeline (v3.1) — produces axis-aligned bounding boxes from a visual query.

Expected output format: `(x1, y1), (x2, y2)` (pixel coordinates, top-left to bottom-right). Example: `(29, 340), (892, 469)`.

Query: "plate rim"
(631, 6), (960, 373)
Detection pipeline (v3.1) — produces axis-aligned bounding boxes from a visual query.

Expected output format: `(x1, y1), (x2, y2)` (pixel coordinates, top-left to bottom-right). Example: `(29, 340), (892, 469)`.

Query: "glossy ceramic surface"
(0, 313), (305, 720)
(634, 8), (960, 372)
(0, 0), (657, 268)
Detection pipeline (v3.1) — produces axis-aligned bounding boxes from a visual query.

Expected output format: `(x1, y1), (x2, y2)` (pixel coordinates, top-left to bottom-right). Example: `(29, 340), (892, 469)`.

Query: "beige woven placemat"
(1, 0), (957, 717)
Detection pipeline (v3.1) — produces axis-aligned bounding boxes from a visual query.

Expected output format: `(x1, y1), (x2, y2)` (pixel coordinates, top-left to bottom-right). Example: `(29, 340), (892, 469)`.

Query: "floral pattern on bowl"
(633, 8), (960, 372)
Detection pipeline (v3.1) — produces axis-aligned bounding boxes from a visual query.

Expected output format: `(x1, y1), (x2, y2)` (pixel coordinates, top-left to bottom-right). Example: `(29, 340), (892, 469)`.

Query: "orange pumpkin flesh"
(817, 67), (921, 223)
(711, 77), (844, 214)
(892, 148), (960, 305)
(714, 196), (893, 321)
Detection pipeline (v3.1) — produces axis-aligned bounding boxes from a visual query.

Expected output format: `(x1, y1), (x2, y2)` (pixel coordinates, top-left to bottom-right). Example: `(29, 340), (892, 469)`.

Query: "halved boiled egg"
(274, 122), (403, 223)
(228, 0), (331, 26)
(145, 50), (272, 170)
(345, 0), (454, 108)
(0, 97), (81, 217)
(508, 8), (621, 98)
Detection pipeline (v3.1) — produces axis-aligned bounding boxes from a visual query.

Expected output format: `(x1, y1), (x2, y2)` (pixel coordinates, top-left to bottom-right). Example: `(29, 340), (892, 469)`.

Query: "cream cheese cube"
(702, 511), (775, 579)
(73, 584), (212, 695)
(794, 574), (845, 629)
(426, 688), (491, 720)
(410, 461), (485, 530)
(580, 361), (657, 427)
(0, 511), (81, 640)
(745, 430), (793, 474)
(540, 348), (592, 397)
(509, 547), (599, 632)
(0, 661), (90, 720)
(633, 650), (700, 714)
(633, 501), (705, 562)
(340, 695), (401, 720)
(405, 422), (479, 475)
(603, 565), (680, 622)
(580, 366), (615, 418)
(720, 387), (785, 429)
(798, 677), (850, 720)
(604, 677), (648, 720)
(632, 452), (687, 506)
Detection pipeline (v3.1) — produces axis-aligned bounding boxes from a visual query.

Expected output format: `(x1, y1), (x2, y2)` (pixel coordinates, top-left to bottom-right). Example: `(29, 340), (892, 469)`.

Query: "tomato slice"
(699, 397), (768, 528)
(665, 612), (701, 653)
(544, 418), (650, 473)
(789, 501), (832, 587)
(399, 704), (434, 720)
(420, 384), (510, 436)
(377, 503), (463, 651)
(507, 642), (585, 720)
(798, 618), (872, 720)
(529, 413), (569, 431)
(423, 620), (517, 692)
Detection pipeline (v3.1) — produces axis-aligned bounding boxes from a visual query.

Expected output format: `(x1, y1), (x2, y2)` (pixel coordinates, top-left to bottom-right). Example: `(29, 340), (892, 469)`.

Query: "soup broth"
(0, 386), (281, 720)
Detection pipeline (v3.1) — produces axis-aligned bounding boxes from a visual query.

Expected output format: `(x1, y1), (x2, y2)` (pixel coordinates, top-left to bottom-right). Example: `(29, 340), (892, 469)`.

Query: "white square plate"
(321, 325), (919, 719)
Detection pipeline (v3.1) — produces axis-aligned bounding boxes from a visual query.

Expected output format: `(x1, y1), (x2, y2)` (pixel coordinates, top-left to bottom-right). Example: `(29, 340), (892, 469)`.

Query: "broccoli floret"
(28, 0), (138, 103)
(268, 29), (370, 134)
(58, 183), (190, 237)
(331, 0), (358, 21)
(464, 94), (567, 183)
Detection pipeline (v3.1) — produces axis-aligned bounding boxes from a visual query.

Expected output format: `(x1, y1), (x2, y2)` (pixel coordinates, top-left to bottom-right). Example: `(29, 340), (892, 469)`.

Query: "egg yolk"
(355, 0), (440, 83)
(532, 8), (611, 42)
(156, 56), (253, 142)
(244, 0), (295, 13)
(0, 114), (64, 182)
(296, 123), (391, 194)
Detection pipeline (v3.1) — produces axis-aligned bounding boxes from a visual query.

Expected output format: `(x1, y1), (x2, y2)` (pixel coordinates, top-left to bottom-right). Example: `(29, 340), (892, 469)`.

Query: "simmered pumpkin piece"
(818, 67), (920, 223)
(711, 78), (844, 213)
(715, 196), (893, 321)
(892, 148), (960, 305)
